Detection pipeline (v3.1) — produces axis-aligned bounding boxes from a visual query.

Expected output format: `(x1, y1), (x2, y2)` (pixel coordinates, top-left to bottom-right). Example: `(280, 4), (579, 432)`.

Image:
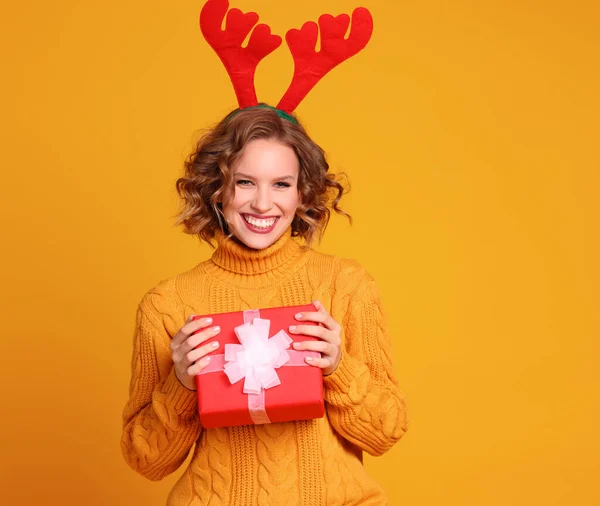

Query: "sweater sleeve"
(120, 298), (201, 481)
(323, 271), (408, 456)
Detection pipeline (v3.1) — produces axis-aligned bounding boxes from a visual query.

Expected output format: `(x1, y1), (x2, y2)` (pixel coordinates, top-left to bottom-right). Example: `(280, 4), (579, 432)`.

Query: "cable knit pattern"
(295, 419), (324, 505)
(321, 419), (345, 506)
(121, 227), (408, 505)
(255, 423), (299, 506)
(229, 425), (256, 505)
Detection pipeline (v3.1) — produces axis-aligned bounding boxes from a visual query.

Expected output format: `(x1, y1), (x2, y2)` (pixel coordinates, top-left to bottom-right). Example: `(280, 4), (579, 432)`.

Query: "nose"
(251, 185), (273, 214)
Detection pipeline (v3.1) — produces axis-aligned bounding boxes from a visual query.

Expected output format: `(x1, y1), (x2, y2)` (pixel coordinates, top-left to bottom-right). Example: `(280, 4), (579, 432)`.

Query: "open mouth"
(241, 214), (280, 233)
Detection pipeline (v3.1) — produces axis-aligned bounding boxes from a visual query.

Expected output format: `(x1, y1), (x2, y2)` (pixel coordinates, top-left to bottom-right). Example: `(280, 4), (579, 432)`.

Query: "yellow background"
(1, 0), (598, 504)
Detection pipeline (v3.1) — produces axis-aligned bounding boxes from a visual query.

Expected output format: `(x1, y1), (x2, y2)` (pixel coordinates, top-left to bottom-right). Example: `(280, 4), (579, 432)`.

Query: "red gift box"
(192, 304), (325, 429)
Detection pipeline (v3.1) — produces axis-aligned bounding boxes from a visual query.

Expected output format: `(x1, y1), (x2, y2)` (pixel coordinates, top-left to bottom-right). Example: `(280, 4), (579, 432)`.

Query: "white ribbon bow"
(223, 317), (293, 395)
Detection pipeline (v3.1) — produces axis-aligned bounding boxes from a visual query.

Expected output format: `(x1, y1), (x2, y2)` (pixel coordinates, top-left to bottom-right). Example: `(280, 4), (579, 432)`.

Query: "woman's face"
(223, 137), (301, 250)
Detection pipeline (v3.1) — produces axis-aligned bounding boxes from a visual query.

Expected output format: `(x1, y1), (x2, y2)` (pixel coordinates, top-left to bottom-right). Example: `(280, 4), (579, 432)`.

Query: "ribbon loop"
(225, 315), (293, 396)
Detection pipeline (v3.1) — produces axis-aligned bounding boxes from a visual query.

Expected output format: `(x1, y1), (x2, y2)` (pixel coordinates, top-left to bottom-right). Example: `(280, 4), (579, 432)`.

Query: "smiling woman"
(120, 104), (409, 505)
(174, 106), (349, 249)
(224, 138), (300, 249)
(120, 1), (408, 504)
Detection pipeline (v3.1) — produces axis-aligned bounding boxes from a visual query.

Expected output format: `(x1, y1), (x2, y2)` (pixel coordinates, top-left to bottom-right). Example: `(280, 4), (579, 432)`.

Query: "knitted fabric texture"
(121, 228), (408, 505)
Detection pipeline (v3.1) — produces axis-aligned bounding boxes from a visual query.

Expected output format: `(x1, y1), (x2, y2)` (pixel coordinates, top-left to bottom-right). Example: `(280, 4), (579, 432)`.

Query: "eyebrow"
(234, 172), (297, 181)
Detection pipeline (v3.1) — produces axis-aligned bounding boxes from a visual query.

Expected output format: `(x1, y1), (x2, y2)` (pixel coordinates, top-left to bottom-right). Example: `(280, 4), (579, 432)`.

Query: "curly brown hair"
(175, 105), (351, 247)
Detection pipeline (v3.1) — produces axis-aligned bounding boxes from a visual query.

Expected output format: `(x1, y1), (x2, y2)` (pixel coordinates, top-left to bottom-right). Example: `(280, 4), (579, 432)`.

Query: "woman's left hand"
(289, 300), (342, 376)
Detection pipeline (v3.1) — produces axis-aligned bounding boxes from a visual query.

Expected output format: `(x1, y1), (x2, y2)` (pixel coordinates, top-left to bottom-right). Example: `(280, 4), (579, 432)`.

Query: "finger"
(295, 309), (341, 333)
(304, 355), (331, 369)
(173, 327), (219, 363)
(312, 300), (342, 334)
(187, 355), (213, 376)
(313, 300), (327, 313)
(179, 325), (221, 354)
(186, 340), (220, 364)
(292, 340), (330, 354)
(289, 324), (339, 345)
(171, 317), (213, 350)
(289, 323), (326, 339)
(185, 317), (216, 336)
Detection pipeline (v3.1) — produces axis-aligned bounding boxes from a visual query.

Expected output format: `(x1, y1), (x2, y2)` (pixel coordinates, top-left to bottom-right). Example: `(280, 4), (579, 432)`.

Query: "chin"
(232, 219), (287, 250)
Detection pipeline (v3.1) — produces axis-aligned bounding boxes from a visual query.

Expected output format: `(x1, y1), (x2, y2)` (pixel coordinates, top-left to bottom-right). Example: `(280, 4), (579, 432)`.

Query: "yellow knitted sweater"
(121, 228), (408, 505)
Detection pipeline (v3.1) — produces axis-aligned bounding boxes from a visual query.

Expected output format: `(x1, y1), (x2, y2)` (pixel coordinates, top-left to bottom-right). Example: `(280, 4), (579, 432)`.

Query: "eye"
(274, 181), (292, 188)
(236, 179), (253, 186)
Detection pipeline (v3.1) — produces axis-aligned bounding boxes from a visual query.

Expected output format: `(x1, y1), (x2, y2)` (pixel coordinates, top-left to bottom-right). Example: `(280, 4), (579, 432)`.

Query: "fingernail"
(211, 341), (219, 348)
(295, 313), (303, 319)
(293, 342), (300, 349)
(289, 325), (297, 331)
(306, 357), (313, 362)
(204, 317), (213, 324)
(204, 356), (211, 363)
(213, 326), (220, 333)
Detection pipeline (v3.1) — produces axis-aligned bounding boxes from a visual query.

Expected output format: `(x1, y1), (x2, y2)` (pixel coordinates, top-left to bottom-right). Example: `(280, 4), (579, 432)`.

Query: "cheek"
(283, 192), (301, 215)
(223, 190), (243, 215)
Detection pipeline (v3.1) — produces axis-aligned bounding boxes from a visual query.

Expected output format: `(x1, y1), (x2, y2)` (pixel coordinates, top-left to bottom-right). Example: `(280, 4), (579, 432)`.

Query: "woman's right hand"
(170, 315), (221, 391)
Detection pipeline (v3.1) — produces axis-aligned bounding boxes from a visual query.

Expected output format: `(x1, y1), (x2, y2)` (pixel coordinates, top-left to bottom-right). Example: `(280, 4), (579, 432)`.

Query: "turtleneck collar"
(210, 226), (304, 276)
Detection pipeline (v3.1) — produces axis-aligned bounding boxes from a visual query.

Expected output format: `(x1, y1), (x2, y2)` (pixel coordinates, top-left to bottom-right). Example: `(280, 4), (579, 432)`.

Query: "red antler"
(200, 0), (282, 108)
(277, 7), (373, 113)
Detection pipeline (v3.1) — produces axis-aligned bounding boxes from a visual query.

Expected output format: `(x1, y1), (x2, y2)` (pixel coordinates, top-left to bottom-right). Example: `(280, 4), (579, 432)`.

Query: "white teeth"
(243, 215), (277, 229)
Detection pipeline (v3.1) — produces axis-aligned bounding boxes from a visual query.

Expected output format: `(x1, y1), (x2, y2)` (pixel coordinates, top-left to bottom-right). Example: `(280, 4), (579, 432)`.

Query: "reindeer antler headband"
(200, 0), (374, 122)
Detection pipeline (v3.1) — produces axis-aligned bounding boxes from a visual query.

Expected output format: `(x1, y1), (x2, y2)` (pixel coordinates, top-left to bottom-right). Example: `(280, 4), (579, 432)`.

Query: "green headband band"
(226, 104), (299, 125)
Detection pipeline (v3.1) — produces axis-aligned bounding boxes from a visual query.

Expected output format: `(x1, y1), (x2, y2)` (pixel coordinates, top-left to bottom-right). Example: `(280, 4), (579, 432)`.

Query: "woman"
(121, 105), (408, 505)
